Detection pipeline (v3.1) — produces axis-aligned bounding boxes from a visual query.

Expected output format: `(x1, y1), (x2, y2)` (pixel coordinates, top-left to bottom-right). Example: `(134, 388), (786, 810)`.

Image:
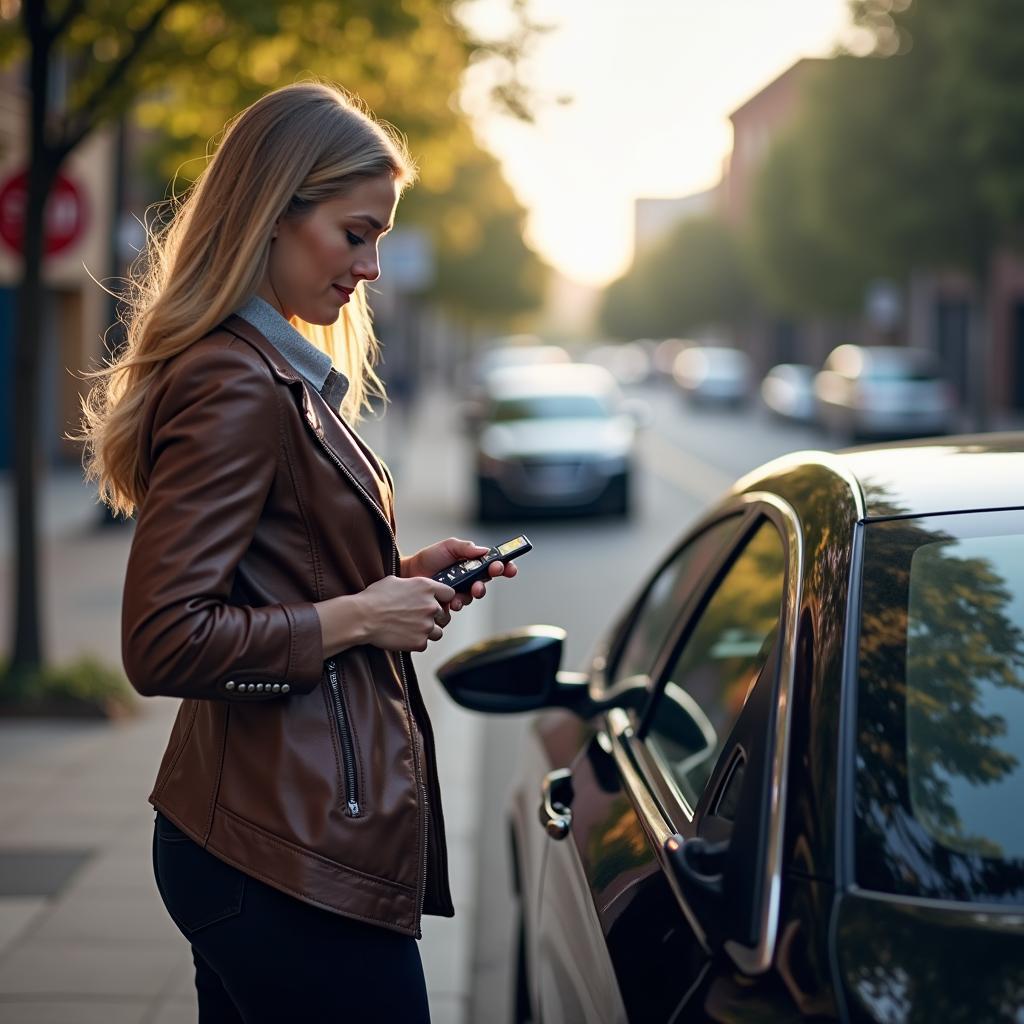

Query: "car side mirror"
(436, 626), (595, 714)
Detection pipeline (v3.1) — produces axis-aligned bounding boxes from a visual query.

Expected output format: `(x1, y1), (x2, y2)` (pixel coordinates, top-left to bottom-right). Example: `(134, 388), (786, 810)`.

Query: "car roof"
(484, 362), (619, 399)
(736, 433), (1024, 521)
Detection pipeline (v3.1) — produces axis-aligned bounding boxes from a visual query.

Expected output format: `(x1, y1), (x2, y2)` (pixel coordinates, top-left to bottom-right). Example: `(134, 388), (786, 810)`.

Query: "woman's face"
(259, 174), (400, 325)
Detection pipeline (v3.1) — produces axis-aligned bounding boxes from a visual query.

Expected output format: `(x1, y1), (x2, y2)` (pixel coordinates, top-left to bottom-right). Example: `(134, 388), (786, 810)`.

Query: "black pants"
(152, 812), (431, 1023)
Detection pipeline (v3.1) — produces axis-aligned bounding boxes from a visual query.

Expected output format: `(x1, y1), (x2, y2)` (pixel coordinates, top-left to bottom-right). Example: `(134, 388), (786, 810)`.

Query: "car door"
(533, 499), (801, 1022)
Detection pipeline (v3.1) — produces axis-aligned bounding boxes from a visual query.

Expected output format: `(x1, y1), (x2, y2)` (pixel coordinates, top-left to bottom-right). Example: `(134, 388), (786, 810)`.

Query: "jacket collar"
(222, 315), (390, 522)
(233, 296), (350, 411)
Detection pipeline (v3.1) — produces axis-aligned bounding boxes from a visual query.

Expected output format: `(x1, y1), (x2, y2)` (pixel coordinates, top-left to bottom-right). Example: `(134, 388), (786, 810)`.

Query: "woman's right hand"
(357, 575), (456, 651)
(315, 575), (456, 657)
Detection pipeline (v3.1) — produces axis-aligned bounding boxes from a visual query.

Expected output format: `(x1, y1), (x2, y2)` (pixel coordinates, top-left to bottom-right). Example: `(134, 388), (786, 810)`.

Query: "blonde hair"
(79, 81), (415, 517)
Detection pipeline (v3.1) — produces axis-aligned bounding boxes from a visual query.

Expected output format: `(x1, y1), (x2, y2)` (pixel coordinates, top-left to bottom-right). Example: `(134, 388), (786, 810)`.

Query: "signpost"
(0, 169), (88, 257)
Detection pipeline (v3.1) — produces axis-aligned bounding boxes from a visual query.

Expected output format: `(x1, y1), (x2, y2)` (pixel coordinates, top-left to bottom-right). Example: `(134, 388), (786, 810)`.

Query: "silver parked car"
(760, 363), (817, 423)
(672, 346), (752, 406)
(814, 344), (955, 441)
(473, 363), (644, 520)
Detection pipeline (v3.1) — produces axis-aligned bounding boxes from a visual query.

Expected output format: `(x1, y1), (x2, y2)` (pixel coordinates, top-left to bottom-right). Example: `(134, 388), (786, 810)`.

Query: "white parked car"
(672, 346), (752, 406)
(814, 344), (956, 441)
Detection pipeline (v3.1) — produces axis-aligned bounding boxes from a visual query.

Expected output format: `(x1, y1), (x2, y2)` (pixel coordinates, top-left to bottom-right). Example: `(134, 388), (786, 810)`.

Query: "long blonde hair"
(79, 81), (415, 517)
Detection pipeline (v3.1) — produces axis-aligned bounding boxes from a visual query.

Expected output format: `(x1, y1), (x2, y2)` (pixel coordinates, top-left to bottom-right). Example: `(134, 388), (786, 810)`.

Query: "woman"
(79, 81), (515, 1022)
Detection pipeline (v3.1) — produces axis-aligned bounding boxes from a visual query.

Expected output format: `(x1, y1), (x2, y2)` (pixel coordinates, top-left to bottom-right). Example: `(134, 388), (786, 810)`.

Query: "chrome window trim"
(609, 491), (805, 976)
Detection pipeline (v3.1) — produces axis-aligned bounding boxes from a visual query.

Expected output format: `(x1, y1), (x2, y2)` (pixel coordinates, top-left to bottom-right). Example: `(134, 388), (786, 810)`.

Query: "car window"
(855, 511), (1024, 904)
(491, 394), (610, 421)
(610, 517), (741, 688)
(641, 519), (787, 809)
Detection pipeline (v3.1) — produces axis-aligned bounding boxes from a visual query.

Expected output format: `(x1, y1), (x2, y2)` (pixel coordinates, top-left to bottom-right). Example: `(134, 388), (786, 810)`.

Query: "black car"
(438, 436), (1024, 1023)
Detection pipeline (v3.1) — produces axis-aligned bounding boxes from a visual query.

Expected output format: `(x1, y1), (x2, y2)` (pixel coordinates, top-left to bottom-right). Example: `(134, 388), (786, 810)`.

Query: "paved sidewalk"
(0, 389), (488, 1024)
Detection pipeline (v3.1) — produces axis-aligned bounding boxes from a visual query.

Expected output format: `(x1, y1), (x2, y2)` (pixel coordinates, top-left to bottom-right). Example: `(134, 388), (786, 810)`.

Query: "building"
(723, 59), (824, 227)
(633, 187), (719, 263)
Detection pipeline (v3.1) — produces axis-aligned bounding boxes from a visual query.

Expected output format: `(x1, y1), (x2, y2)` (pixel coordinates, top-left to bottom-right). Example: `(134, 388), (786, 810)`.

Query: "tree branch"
(54, 0), (180, 162)
(49, 0), (88, 43)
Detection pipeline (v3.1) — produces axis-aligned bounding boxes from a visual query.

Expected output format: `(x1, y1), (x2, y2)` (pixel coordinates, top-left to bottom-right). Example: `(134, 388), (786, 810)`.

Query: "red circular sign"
(0, 170), (88, 257)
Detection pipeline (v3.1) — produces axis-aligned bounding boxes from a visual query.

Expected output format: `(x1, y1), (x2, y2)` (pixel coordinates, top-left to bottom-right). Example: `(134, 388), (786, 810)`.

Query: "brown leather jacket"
(122, 315), (452, 937)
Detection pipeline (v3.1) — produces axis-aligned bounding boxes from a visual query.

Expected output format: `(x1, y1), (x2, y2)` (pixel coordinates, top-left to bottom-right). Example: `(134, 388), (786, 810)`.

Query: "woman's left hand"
(401, 537), (517, 611)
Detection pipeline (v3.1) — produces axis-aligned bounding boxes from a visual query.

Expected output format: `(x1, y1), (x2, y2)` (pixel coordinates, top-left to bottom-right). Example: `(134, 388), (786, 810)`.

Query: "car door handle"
(538, 768), (574, 841)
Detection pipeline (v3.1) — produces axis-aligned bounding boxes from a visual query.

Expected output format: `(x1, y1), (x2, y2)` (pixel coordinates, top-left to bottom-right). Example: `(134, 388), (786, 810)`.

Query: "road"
(381, 376), (831, 1024)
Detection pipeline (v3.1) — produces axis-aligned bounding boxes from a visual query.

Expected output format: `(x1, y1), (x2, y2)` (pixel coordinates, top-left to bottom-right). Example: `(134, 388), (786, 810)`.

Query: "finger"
(429, 623), (443, 642)
(435, 607), (452, 627)
(470, 581), (487, 599)
(430, 581), (456, 603)
(448, 538), (489, 558)
(503, 562), (518, 579)
(449, 597), (464, 612)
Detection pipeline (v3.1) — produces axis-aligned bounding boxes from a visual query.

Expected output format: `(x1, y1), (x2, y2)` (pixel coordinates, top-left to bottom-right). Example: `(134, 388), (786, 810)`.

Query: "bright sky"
(460, 0), (855, 286)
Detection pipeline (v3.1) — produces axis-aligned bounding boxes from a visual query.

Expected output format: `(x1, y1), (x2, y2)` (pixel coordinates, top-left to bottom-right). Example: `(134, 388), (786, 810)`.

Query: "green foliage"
(599, 215), (752, 339)
(0, 656), (136, 717)
(4, 0), (544, 321)
(745, 0), (1024, 316)
(401, 143), (545, 320)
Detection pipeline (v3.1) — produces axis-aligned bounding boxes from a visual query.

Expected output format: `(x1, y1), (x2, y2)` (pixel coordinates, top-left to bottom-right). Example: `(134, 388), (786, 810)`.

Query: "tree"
(0, 0), (538, 690)
(599, 215), (752, 340)
(745, 0), (1024, 421)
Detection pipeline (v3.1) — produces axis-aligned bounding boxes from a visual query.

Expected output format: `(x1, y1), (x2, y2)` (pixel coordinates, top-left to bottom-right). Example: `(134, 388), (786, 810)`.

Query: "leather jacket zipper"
(326, 658), (360, 817)
(303, 398), (431, 932)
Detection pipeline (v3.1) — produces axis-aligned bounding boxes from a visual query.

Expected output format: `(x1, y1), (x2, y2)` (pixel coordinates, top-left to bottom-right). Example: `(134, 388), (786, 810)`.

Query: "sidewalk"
(0, 389), (488, 1024)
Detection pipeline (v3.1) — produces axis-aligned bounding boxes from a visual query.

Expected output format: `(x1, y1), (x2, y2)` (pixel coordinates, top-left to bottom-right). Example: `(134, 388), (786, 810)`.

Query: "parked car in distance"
(439, 435), (1024, 1023)
(760, 362), (817, 423)
(814, 343), (955, 441)
(472, 339), (572, 387)
(582, 342), (652, 386)
(672, 345), (752, 405)
(472, 363), (645, 520)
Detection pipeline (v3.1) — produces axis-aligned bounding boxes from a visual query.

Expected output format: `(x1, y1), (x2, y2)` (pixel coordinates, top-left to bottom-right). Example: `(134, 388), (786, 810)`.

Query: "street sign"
(0, 169), (89, 257)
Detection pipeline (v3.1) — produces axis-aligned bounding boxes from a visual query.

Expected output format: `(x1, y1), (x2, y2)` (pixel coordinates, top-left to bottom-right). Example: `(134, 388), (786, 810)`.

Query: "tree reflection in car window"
(856, 508), (1024, 903)
(643, 519), (786, 808)
(611, 517), (741, 689)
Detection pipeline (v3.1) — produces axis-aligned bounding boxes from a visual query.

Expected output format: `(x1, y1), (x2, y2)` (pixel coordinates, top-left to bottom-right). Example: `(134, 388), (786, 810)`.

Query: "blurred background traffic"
(2, 0), (1024, 1021)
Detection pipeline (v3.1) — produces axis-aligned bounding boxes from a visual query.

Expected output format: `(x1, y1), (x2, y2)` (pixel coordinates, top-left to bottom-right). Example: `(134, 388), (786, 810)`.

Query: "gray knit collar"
(234, 295), (350, 410)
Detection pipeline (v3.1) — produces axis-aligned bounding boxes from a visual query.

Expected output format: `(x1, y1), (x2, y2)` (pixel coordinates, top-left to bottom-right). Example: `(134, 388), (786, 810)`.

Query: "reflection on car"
(760, 362), (817, 423)
(472, 364), (645, 520)
(814, 343), (956, 441)
(439, 436), (1024, 1023)
(672, 345), (752, 406)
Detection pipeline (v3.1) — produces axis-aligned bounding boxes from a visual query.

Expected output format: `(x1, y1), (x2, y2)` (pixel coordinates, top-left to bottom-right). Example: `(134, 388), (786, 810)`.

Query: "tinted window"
(611, 517), (740, 687)
(643, 519), (786, 808)
(856, 511), (1024, 903)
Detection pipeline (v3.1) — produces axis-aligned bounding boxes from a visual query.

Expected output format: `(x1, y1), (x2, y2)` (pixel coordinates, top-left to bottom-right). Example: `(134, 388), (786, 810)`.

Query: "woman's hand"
(315, 576), (455, 656)
(401, 537), (518, 611)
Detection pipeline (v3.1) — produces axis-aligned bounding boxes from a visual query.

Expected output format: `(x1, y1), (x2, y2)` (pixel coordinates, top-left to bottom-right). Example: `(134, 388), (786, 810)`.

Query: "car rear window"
(855, 510), (1024, 904)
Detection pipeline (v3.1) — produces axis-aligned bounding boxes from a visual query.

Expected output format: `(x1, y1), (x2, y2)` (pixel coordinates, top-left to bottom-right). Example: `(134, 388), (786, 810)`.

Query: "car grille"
(517, 459), (586, 487)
